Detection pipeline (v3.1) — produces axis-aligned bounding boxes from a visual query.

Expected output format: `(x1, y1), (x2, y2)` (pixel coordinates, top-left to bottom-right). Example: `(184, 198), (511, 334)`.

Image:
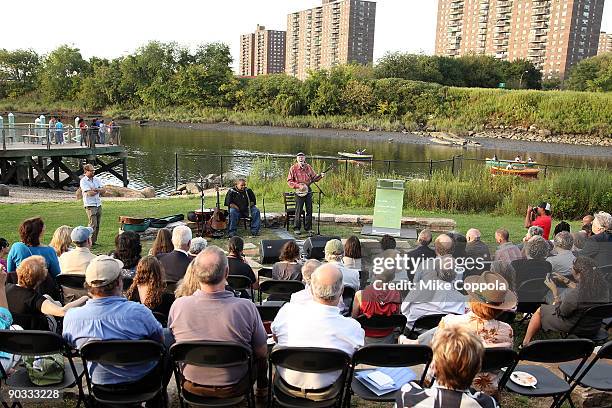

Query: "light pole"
(519, 70), (529, 89)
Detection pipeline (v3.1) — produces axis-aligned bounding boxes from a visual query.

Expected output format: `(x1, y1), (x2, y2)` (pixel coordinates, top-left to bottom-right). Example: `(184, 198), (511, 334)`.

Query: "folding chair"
(505, 339), (594, 408)
(344, 344), (433, 406)
(0, 330), (85, 408)
(405, 313), (448, 340)
(170, 341), (255, 408)
(268, 346), (351, 407)
(153, 311), (169, 328)
(283, 192), (305, 231)
(55, 274), (87, 304)
(259, 280), (304, 304)
(516, 278), (549, 320)
(356, 314), (407, 337)
(557, 340), (612, 408)
(341, 286), (356, 316)
(257, 303), (286, 323)
(479, 348), (518, 396)
(512, 259), (552, 287)
(258, 268), (273, 280)
(79, 340), (166, 407)
(561, 303), (612, 345)
(227, 274), (255, 301)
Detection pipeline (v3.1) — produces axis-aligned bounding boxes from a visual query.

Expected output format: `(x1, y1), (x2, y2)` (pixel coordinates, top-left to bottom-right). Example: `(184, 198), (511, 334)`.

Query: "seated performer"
(224, 179), (261, 237)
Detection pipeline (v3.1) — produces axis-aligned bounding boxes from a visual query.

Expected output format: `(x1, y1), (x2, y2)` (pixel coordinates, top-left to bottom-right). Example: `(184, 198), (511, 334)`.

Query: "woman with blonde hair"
(126, 256), (174, 316)
(174, 261), (199, 298)
(49, 225), (73, 257)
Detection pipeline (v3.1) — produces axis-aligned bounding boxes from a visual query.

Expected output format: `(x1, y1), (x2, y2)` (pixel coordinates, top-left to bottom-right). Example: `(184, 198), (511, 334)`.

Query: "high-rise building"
(435, 0), (606, 78)
(286, 0), (376, 80)
(239, 25), (286, 77)
(598, 31), (612, 54)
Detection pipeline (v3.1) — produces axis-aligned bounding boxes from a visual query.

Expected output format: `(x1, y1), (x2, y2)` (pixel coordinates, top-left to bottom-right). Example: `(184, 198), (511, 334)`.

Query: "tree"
(566, 53), (612, 92)
(504, 59), (542, 89)
(0, 49), (41, 98)
(39, 45), (89, 101)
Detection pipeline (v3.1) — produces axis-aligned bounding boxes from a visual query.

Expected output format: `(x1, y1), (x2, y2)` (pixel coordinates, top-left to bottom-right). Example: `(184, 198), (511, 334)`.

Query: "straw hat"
(464, 272), (517, 310)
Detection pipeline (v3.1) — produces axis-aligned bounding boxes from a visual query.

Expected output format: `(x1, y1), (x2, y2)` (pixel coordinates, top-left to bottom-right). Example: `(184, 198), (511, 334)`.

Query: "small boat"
(486, 158), (537, 168)
(490, 166), (540, 178)
(338, 152), (373, 161)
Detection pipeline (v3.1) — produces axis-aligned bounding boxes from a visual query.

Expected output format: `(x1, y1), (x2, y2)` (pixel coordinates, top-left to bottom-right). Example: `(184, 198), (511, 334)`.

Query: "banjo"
(295, 165), (335, 197)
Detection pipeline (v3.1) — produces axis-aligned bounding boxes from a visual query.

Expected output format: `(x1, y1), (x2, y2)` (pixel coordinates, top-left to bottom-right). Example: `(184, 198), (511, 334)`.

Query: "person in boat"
(355, 149), (366, 155)
(514, 155), (522, 162)
(492, 154), (498, 161)
(528, 157), (534, 163)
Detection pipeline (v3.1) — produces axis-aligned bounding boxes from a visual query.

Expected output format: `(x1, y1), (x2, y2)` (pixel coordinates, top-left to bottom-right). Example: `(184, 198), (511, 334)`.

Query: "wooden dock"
(0, 143), (128, 188)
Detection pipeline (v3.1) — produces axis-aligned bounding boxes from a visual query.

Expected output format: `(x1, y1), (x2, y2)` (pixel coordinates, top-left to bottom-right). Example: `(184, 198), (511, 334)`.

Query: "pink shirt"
(287, 163), (320, 189)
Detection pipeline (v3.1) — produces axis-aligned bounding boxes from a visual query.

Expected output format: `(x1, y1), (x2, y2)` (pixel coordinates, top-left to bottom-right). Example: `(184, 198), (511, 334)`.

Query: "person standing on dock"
(55, 118), (64, 144)
(80, 164), (104, 246)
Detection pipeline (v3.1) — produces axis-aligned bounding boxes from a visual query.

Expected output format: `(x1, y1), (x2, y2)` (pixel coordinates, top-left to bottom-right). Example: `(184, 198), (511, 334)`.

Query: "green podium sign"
(372, 179), (405, 236)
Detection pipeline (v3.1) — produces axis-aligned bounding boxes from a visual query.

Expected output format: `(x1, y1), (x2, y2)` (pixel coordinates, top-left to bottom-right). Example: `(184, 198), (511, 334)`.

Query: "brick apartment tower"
(286, 0), (376, 80)
(239, 25), (286, 76)
(598, 32), (612, 54)
(434, 0), (605, 78)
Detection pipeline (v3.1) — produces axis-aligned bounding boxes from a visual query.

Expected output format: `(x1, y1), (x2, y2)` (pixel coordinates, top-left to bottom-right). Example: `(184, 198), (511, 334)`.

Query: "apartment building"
(239, 25), (286, 77)
(435, 0), (605, 78)
(286, 0), (376, 80)
(598, 31), (612, 54)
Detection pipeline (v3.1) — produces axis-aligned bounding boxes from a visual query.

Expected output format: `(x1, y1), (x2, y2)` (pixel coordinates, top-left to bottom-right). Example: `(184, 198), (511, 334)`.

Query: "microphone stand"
(311, 181), (325, 236)
(199, 172), (205, 237)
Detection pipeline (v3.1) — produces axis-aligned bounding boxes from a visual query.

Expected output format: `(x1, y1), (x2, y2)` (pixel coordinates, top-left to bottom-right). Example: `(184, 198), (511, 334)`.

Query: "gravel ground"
(0, 186), (150, 204)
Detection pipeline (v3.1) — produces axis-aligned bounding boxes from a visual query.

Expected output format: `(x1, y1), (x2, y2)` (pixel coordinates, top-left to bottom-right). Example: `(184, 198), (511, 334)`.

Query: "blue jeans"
(229, 206), (261, 235)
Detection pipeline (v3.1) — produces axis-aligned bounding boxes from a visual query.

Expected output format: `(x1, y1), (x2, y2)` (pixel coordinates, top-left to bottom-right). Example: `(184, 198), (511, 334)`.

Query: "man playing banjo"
(287, 152), (326, 236)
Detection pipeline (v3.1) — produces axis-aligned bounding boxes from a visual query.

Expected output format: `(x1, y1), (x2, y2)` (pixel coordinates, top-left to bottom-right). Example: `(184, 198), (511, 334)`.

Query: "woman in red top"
(351, 267), (401, 344)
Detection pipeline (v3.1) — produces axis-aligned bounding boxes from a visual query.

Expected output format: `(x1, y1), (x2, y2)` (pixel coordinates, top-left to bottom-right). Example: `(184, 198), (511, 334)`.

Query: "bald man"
(466, 228), (491, 261)
(412, 234), (455, 283)
(271, 264), (364, 399)
(405, 230), (436, 277)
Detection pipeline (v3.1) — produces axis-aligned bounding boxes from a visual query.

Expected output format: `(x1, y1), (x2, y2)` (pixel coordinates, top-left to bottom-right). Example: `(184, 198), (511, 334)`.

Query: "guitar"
(206, 186), (228, 235)
(295, 164), (335, 197)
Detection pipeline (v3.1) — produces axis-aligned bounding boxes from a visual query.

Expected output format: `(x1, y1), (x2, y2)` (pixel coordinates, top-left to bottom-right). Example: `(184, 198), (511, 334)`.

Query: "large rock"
(0, 184), (9, 197)
(141, 187), (156, 198)
(185, 183), (202, 195)
(538, 129), (552, 137)
(102, 185), (145, 198)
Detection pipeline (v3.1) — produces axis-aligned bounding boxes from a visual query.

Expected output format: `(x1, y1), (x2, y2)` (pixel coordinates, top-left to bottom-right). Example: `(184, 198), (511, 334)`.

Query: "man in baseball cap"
(323, 239), (359, 291)
(63, 255), (165, 389)
(525, 201), (552, 240)
(59, 226), (97, 277)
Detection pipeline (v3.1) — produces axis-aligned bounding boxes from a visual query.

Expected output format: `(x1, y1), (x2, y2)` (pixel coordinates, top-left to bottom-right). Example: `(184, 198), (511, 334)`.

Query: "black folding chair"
(405, 313), (448, 339)
(561, 303), (612, 345)
(79, 340), (166, 407)
(480, 348), (518, 396)
(257, 303), (286, 323)
(356, 314), (407, 337)
(283, 192), (305, 231)
(557, 340), (612, 408)
(153, 311), (169, 328)
(505, 339), (594, 408)
(0, 330), (85, 408)
(344, 344), (433, 406)
(268, 346), (351, 407)
(55, 274), (87, 304)
(227, 274), (255, 301)
(170, 341), (255, 408)
(258, 267), (273, 280)
(516, 278), (549, 319)
(165, 280), (178, 294)
(259, 280), (304, 304)
(341, 286), (356, 316)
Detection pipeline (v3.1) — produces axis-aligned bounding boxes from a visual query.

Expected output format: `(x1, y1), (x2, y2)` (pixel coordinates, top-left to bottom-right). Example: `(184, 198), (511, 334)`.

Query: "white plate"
(510, 371), (538, 388)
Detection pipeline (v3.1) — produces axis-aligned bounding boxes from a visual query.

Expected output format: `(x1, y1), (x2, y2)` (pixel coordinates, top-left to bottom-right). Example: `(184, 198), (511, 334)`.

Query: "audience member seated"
(290, 259), (322, 304)
(0, 267), (21, 375)
(513, 236), (551, 286)
(0, 238), (9, 270)
(402, 239), (467, 330)
(110, 231), (142, 278)
(582, 214), (594, 228)
(572, 230), (588, 253)
(343, 236), (363, 271)
(522, 256), (610, 346)
(351, 264), (401, 344)
(49, 225), (73, 257)
(272, 240), (302, 280)
(413, 234), (455, 283)
(396, 326), (499, 408)
(168, 246), (268, 398)
(271, 264), (364, 400)
(448, 232), (467, 258)
(520, 226), (544, 252)
(493, 228), (523, 266)
(489, 260), (517, 293)
(524, 202), (552, 240)
(380, 234), (397, 251)
(157, 226), (193, 282)
(582, 223), (593, 237)
(552, 221), (571, 238)
(579, 211), (612, 274)
(546, 231), (575, 277)
(406, 230), (435, 276)
(174, 262), (198, 298)
(62, 255), (166, 399)
(149, 228), (174, 257)
(432, 272), (515, 398)
(7, 217), (61, 280)
(7, 256), (86, 331)
(188, 237), (207, 257)
(466, 228), (491, 261)
(59, 226), (96, 275)
(227, 236), (257, 295)
(324, 239), (359, 291)
(126, 256), (174, 316)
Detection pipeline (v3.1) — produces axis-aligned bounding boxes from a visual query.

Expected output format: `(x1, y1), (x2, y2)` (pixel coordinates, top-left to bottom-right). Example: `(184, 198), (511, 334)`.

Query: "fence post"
(452, 156), (456, 176)
(220, 156), (224, 186)
(429, 159), (433, 178)
(175, 152), (179, 190)
(345, 159), (348, 175)
(386, 161), (391, 174)
(544, 165), (548, 178)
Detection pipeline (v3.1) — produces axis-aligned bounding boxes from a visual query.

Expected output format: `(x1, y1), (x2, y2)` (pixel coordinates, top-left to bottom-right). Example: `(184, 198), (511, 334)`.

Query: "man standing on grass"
(287, 152), (325, 236)
(80, 164), (104, 246)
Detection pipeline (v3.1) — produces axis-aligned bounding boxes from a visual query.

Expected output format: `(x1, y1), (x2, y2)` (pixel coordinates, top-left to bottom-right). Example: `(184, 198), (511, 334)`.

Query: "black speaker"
(303, 236), (342, 260)
(260, 239), (293, 264)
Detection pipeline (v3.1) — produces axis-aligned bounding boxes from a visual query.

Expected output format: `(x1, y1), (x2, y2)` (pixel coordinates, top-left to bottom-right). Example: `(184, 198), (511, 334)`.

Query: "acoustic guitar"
(206, 186), (228, 236)
(295, 165), (335, 197)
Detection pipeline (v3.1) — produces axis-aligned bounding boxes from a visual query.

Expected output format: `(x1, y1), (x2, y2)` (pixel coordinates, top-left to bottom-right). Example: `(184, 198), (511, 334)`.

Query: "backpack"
(24, 354), (65, 385)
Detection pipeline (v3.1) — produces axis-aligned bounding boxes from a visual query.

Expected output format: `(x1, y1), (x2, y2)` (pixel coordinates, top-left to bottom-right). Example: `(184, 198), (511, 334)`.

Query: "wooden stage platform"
(0, 143), (128, 188)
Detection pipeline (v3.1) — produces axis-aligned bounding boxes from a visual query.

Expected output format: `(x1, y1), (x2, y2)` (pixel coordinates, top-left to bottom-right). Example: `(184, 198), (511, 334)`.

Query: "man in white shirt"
(290, 259), (321, 304)
(59, 226), (96, 275)
(547, 231), (576, 277)
(323, 239), (359, 291)
(271, 264), (364, 399)
(79, 164), (104, 245)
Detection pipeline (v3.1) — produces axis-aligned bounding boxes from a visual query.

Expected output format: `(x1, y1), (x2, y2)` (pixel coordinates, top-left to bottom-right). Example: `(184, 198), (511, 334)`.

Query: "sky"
(2, 0), (611, 69)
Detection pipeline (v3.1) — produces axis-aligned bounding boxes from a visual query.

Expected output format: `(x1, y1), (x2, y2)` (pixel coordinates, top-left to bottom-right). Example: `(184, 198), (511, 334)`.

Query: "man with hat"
(287, 152), (325, 236)
(63, 255), (164, 387)
(59, 226), (96, 276)
(524, 202), (552, 240)
(80, 164), (104, 245)
(324, 239), (359, 291)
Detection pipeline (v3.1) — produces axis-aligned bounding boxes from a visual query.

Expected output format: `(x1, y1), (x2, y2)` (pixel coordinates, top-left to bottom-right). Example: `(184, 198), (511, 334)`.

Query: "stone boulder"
(0, 184), (9, 197)
(185, 183), (202, 195)
(141, 187), (156, 198)
(102, 185), (145, 198)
